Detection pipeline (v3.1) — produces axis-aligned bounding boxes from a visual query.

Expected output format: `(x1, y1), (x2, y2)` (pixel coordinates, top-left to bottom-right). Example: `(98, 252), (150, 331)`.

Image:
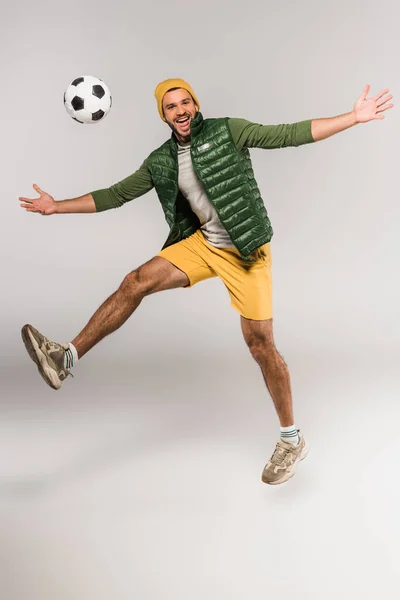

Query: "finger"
(26, 207), (40, 212)
(20, 202), (35, 208)
(361, 84), (370, 100)
(21, 198), (39, 207)
(373, 88), (389, 101)
(376, 95), (393, 107)
(18, 197), (34, 203)
(376, 103), (394, 113)
(374, 114), (385, 120)
(33, 183), (45, 195)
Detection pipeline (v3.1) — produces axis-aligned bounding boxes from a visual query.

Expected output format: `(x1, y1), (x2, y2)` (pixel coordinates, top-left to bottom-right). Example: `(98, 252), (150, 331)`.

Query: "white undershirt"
(177, 142), (234, 248)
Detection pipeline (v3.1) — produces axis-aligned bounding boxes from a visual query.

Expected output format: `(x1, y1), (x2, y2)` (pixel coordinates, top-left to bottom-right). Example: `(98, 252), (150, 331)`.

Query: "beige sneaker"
(21, 324), (73, 390)
(262, 431), (309, 485)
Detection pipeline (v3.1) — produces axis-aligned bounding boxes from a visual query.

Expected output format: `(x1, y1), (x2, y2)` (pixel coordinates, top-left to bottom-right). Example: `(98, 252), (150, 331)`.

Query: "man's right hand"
(19, 184), (57, 215)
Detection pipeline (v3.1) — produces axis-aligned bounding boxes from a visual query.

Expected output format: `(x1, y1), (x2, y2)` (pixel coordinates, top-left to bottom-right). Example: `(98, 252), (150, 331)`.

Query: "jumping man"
(19, 78), (393, 484)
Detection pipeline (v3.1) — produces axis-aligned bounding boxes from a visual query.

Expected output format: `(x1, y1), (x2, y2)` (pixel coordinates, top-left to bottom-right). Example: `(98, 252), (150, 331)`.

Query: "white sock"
(64, 343), (78, 369)
(280, 425), (299, 445)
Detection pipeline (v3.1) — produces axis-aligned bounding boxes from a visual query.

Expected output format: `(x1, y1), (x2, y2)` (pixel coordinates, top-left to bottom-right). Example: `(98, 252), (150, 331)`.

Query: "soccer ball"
(63, 75), (112, 124)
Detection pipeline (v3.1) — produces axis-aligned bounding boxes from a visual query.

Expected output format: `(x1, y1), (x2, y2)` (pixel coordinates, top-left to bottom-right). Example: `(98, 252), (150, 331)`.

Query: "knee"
(119, 268), (148, 298)
(247, 336), (279, 366)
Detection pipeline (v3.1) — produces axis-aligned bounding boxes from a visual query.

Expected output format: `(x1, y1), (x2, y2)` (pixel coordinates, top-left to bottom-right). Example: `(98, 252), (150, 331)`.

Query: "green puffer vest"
(146, 112), (273, 259)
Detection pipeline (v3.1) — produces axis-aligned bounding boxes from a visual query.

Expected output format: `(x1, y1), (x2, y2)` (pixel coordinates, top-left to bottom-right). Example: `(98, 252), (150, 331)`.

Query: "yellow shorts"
(157, 229), (272, 320)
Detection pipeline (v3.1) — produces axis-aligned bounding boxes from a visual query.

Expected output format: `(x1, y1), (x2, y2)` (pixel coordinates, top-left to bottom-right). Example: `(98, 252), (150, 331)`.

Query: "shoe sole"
(21, 324), (61, 390)
(262, 442), (309, 485)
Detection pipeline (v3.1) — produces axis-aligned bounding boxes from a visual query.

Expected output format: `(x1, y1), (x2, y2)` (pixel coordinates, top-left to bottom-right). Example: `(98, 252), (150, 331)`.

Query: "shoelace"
(271, 444), (292, 466)
(42, 337), (74, 378)
(44, 338), (63, 353)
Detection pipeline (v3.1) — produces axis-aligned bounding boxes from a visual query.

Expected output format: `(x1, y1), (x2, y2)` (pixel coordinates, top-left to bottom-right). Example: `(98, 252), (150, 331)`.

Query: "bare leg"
(72, 257), (188, 358)
(241, 317), (294, 427)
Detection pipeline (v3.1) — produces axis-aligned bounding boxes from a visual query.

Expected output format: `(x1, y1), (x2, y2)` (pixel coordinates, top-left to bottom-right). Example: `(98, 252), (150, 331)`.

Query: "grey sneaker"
(262, 431), (309, 485)
(21, 324), (73, 390)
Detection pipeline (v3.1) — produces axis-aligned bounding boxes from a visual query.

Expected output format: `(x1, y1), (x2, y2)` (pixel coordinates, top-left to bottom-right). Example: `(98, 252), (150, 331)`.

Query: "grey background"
(1, 0), (399, 598)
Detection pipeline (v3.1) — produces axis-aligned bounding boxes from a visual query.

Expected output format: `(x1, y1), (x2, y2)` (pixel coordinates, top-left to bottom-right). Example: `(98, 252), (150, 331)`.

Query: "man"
(19, 78), (393, 485)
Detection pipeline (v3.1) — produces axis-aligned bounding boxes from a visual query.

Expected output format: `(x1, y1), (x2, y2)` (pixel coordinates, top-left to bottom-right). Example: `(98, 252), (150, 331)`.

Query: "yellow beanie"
(154, 78), (200, 121)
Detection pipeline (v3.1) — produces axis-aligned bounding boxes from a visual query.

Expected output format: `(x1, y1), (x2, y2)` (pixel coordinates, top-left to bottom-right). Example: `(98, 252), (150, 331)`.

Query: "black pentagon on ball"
(92, 109), (105, 121)
(71, 96), (84, 111)
(71, 77), (84, 86)
(92, 84), (105, 99)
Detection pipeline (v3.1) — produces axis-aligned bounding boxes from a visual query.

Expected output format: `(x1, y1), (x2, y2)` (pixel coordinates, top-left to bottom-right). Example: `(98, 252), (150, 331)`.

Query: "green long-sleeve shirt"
(92, 118), (314, 212)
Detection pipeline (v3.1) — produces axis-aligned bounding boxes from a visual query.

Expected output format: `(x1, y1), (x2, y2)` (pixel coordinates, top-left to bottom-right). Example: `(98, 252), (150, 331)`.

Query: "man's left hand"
(353, 84), (393, 123)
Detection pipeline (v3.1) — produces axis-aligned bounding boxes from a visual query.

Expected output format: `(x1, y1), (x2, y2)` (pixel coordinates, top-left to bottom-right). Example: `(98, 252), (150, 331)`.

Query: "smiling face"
(162, 88), (199, 144)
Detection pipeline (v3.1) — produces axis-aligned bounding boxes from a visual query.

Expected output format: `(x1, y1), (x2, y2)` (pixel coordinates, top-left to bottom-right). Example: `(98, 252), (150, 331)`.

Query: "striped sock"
(280, 425), (299, 445)
(64, 343), (78, 370)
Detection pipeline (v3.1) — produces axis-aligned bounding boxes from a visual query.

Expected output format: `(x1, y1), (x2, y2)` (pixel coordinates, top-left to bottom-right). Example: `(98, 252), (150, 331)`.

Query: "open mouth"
(175, 116), (191, 129)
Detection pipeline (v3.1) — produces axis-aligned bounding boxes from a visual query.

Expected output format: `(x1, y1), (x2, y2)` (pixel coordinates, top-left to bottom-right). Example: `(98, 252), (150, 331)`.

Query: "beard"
(165, 113), (195, 143)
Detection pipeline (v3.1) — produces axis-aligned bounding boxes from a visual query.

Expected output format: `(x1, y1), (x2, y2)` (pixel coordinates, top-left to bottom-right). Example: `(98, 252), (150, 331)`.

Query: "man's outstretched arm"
(19, 160), (154, 216)
(19, 186), (97, 215)
(311, 84), (393, 141)
(230, 84), (393, 151)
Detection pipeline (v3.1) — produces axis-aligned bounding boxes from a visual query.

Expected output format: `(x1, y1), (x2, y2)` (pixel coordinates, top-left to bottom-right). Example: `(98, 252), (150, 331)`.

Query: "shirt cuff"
(296, 119), (315, 145)
(91, 189), (116, 212)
